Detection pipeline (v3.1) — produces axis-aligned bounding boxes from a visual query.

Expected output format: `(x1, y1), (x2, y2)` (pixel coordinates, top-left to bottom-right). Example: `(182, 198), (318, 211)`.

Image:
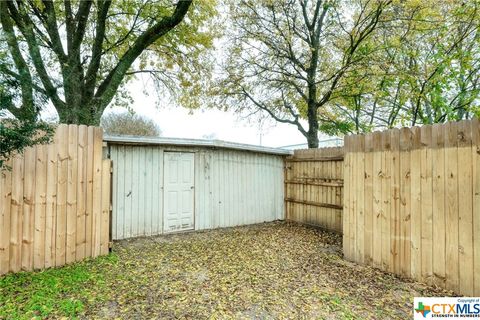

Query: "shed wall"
(110, 145), (284, 239)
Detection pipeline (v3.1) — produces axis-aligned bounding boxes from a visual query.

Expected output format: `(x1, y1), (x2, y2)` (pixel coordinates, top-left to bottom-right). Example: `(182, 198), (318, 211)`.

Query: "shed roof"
(104, 135), (293, 156)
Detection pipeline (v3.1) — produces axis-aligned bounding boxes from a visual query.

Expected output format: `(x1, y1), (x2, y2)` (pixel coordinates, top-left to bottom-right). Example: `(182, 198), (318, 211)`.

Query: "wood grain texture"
(399, 128), (412, 278)
(382, 130), (392, 272)
(343, 138), (351, 258)
(390, 129), (400, 274)
(92, 128), (103, 257)
(285, 147), (344, 233)
(66, 125), (78, 264)
(76, 125), (87, 261)
(0, 160), (12, 274)
(10, 155), (23, 272)
(364, 134), (374, 265)
(445, 122), (459, 293)
(101, 160), (111, 255)
(343, 119), (479, 296)
(55, 124), (68, 267)
(22, 147), (36, 271)
(0, 125), (110, 275)
(372, 132), (383, 269)
(45, 143), (57, 268)
(33, 145), (47, 270)
(410, 127), (422, 281)
(472, 118), (480, 296)
(431, 124), (446, 287)
(420, 125), (433, 286)
(457, 121), (474, 295)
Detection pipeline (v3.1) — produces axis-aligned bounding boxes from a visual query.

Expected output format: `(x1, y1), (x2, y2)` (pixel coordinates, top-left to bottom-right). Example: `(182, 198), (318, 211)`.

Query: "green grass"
(0, 254), (118, 319)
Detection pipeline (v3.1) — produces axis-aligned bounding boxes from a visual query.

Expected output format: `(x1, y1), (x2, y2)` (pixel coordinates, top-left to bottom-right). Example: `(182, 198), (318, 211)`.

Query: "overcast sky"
(35, 4), (341, 149)
(38, 70), (344, 149)
(37, 72), (319, 148)
(38, 74), (314, 148)
(102, 74), (330, 149)
(39, 42), (340, 149)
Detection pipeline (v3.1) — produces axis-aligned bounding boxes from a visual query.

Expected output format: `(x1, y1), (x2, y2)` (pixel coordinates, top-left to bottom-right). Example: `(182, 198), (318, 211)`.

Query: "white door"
(163, 152), (195, 233)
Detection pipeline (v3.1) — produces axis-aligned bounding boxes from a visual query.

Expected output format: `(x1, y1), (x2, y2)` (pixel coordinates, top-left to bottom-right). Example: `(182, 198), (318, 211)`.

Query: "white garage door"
(163, 152), (195, 233)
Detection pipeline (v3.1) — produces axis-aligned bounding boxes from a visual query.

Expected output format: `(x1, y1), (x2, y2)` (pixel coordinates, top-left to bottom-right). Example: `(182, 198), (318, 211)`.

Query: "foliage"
(0, 0), (218, 125)
(0, 58), (53, 170)
(218, 0), (392, 147)
(319, 0), (480, 132)
(0, 223), (452, 319)
(101, 112), (161, 137)
(218, 0), (480, 143)
(135, 1), (219, 110)
(0, 117), (53, 169)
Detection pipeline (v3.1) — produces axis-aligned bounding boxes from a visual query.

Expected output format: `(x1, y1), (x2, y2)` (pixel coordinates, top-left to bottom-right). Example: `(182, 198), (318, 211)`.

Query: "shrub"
(101, 112), (161, 137)
(0, 117), (53, 169)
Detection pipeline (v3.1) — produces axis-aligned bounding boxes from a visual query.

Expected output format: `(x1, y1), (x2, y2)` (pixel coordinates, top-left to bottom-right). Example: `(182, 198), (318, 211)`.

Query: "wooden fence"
(343, 119), (480, 296)
(0, 124), (111, 275)
(285, 148), (344, 233)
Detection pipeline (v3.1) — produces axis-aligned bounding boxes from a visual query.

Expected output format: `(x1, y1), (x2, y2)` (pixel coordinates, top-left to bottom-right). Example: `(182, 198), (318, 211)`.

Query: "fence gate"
(284, 147), (344, 233)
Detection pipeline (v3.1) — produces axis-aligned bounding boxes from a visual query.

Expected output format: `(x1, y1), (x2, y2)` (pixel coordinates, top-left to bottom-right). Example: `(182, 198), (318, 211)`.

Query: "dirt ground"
(80, 221), (450, 319)
(0, 221), (453, 319)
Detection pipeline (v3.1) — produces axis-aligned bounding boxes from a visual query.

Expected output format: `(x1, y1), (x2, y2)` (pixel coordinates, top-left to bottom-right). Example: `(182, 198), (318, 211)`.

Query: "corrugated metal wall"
(109, 145), (285, 240)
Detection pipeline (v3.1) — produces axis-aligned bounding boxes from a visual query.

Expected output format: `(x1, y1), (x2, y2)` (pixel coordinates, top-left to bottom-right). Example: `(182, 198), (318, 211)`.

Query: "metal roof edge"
(103, 135), (293, 156)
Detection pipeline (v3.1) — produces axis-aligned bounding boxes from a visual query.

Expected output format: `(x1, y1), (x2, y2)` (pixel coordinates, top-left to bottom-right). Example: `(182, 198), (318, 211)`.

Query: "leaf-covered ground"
(1, 222), (451, 319)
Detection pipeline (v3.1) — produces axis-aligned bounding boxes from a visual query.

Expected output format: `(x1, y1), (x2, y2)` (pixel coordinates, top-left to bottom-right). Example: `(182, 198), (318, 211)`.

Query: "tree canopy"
(0, 0), (217, 125)
(1, 0), (479, 150)
(0, 116), (53, 169)
(0, 49), (52, 170)
(336, 0), (480, 132)
(218, 0), (480, 147)
(218, 0), (392, 147)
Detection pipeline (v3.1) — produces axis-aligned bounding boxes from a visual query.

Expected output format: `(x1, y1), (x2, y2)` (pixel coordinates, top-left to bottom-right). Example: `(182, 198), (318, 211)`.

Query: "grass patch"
(0, 254), (117, 319)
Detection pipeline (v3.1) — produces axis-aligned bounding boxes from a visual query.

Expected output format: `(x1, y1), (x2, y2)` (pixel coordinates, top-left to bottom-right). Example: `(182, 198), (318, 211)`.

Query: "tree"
(0, 0), (216, 125)
(101, 111), (161, 136)
(218, 0), (392, 148)
(0, 71), (52, 169)
(0, 117), (53, 169)
(383, 0), (480, 126)
(332, 0), (480, 131)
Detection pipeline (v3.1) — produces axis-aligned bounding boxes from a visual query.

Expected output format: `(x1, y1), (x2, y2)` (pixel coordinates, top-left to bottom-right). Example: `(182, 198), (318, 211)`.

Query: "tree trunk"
(1, 1), (192, 127)
(307, 129), (319, 148)
(307, 104), (319, 148)
(57, 102), (103, 126)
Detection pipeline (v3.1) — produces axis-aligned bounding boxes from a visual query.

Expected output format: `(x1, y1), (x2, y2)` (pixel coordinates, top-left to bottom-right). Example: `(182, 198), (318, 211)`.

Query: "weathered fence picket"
(343, 119), (480, 296)
(285, 147), (344, 233)
(0, 124), (111, 275)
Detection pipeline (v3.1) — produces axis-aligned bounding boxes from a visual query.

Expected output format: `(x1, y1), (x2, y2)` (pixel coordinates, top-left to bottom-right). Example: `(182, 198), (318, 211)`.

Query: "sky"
(100, 74), (340, 149)
(34, 3), (342, 150)
(98, 8), (342, 150)
(40, 73), (341, 149)
(38, 73), (313, 149)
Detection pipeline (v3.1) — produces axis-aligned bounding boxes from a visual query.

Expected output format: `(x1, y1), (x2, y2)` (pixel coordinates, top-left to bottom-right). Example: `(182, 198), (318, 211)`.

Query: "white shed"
(104, 136), (291, 240)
